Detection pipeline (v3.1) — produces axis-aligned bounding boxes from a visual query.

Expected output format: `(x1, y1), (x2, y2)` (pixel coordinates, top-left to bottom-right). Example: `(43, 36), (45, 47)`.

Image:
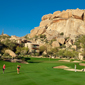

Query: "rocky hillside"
(28, 8), (85, 40)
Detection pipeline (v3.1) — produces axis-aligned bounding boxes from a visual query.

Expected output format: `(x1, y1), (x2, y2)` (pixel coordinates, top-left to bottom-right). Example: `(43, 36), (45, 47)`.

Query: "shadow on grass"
(27, 61), (42, 63)
(6, 71), (16, 73)
(1, 71), (17, 74)
(21, 58), (42, 63)
(24, 58), (31, 61)
(18, 57), (43, 63)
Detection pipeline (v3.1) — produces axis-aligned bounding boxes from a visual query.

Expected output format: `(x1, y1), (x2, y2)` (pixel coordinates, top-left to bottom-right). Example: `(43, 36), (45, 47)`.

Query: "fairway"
(0, 57), (85, 85)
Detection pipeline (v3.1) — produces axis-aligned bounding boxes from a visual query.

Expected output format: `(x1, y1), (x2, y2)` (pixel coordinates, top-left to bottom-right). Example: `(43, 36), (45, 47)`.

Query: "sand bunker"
(72, 61), (81, 63)
(65, 69), (82, 71)
(59, 60), (70, 62)
(79, 63), (85, 66)
(59, 60), (81, 63)
(53, 65), (84, 72)
(53, 65), (69, 69)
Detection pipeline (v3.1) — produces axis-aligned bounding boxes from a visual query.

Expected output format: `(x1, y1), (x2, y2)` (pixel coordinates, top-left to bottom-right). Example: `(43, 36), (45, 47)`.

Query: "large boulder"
(5, 49), (16, 58)
(57, 11), (69, 19)
(29, 26), (47, 38)
(51, 11), (61, 19)
(71, 45), (77, 50)
(66, 10), (73, 18)
(45, 30), (59, 40)
(41, 14), (52, 21)
(29, 27), (40, 38)
(51, 10), (72, 19)
(51, 8), (84, 20)
(37, 26), (46, 35)
(57, 37), (65, 44)
(72, 8), (84, 19)
(78, 53), (83, 60)
(52, 41), (60, 48)
(39, 19), (52, 27)
(65, 42), (70, 48)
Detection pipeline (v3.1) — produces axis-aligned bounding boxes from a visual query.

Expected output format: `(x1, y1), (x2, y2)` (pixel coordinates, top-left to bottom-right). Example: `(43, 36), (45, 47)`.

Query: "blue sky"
(0, 0), (85, 37)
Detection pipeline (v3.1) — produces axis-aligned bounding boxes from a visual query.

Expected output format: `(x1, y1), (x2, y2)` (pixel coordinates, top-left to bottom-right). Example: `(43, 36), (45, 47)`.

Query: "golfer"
(3, 64), (5, 74)
(17, 65), (21, 74)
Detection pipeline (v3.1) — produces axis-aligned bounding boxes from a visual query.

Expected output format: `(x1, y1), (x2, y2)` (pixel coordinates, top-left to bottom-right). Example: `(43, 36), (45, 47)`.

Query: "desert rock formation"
(29, 8), (85, 39)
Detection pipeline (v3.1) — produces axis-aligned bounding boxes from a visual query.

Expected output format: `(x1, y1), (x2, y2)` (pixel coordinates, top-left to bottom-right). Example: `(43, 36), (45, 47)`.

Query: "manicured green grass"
(0, 57), (85, 85)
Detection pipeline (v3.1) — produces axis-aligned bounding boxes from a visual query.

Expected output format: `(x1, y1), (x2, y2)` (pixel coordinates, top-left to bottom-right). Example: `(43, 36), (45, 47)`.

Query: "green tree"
(72, 50), (78, 59)
(21, 47), (29, 55)
(39, 45), (47, 53)
(74, 35), (85, 49)
(74, 35), (85, 57)
(16, 46), (29, 55)
(57, 50), (65, 58)
(64, 50), (74, 58)
(15, 46), (21, 54)
(47, 47), (58, 57)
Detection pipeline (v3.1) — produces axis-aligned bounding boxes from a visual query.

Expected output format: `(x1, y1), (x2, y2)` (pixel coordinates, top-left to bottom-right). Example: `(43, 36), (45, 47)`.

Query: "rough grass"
(0, 57), (85, 85)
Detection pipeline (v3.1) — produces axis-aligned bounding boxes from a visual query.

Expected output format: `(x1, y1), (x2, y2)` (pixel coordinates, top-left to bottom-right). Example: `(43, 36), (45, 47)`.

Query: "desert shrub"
(24, 35), (29, 39)
(2, 53), (11, 59)
(70, 59), (75, 62)
(34, 35), (38, 40)
(39, 45), (47, 53)
(40, 34), (46, 39)
(41, 38), (44, 41)
(32, 53), (39, 56)
(34, 53), (39, 56)
(0, 35), (10, 39)
(64, 50), (74, 58)
(20, 43), (25, 47)
(49, 39), (56, 45)
(60, 32), (64, 35)
(47, 51), (53, 55)
(51, 47), (58, 53)
(57, 50), (65, 57)
(21, 47), (29, 55)
(60, 44), (66, 48)
(42, 54), (48, 57)
(47, 47), (58, 56)
(1, 48), (8, 54)
(65, 37), (69, 40)
(45, 39), (48, 43)
(57, 49), (78, 59)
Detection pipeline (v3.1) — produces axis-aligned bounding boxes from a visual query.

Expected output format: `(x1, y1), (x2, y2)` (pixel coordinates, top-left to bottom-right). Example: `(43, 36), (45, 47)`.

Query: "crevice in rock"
(82, 13), (84, 21)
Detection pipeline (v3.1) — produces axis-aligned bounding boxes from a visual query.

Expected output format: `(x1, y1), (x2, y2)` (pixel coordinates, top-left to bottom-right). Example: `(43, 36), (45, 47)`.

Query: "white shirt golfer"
(75, 64), (76, 72)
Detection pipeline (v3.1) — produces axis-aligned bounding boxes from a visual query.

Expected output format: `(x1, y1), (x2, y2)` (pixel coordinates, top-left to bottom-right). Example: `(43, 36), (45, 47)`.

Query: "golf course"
(0, 57), (85, 85)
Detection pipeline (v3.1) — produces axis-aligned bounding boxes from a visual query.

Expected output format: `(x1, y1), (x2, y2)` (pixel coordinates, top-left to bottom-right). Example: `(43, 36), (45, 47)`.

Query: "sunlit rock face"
(29, 8), (85, 39)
